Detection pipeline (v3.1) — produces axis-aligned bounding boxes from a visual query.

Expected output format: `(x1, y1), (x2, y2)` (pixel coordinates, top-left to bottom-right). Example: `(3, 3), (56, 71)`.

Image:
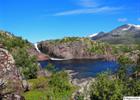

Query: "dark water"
(39, 59), (119, 79)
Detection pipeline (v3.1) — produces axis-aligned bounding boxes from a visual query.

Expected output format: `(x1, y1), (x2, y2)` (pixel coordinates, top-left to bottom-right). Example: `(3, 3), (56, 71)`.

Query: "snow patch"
(128, 24), (140, 30)
(122, 25), (131, 31)
(122, 24), (140, 31)
(128, 24), (140, 28)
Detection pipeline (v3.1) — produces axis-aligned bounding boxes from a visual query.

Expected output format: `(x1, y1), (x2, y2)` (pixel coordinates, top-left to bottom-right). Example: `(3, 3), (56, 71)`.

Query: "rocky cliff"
(0, 48), (24, 99)
(28, 44), (49, 61)
(38, 38), (115, 60)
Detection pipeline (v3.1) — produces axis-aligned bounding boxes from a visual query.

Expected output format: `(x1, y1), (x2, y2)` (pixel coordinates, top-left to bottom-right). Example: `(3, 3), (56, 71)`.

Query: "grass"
(23, 90), (47, 100)
(24, 89), (74, 100)
(23, 71), (76, 100)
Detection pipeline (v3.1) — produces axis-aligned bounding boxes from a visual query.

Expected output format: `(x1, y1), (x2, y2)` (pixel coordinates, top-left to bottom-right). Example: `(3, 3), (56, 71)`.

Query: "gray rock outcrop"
(0, 48), (24, 100)
(38, 40), (115, 60)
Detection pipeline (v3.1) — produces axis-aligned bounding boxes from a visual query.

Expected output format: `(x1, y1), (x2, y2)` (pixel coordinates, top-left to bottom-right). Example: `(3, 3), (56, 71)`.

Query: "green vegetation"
(48, 37), (81, 44)
(0, 31), (30, 51)
(88, 54), (140, 100)
(89, 72), (140, 100)
(0, 31), (38, 79)
(88, 42), (111, 54)
(44, 37), (139, 57)
(0, 31), (77, 99)
(90, 72), (124, 100)
(1, 30), (140, 99)
(23, 90), (47, 100)
(47, 37), (114, 55)
(13, 48), (38, 79)
(112, 44), (138, 54)
(24, 71), (75, 100)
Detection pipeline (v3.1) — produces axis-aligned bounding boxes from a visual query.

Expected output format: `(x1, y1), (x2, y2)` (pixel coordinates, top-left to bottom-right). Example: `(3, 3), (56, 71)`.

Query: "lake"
(39, 59), (119, 79)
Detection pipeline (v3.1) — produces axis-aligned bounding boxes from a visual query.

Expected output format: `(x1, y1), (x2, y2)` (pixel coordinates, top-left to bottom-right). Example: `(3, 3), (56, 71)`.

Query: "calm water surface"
(39, 59), (119, 79)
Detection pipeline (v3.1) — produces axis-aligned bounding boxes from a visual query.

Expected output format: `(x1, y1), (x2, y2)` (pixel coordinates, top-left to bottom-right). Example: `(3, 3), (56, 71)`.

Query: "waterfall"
(34, 43), (69, 61)
(50, 57), (68, 61)
(34, 43), (41, 53)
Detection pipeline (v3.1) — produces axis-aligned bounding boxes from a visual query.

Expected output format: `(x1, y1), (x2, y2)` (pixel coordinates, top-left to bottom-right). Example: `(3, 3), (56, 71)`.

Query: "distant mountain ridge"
(91, 24), (140, 44)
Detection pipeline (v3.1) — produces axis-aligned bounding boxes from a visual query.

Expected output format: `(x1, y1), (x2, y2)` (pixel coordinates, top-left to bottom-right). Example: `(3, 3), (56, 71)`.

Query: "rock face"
(0, 48), (23, 99)
(28, 45), (49, 61)
(38, 39), (115, 60)
(91, 24), (140, 44)
(124, 50), (140, 63)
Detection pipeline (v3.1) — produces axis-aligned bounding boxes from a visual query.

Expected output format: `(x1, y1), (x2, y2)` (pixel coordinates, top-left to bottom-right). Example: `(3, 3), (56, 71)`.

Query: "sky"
(0, 0), (140, 43)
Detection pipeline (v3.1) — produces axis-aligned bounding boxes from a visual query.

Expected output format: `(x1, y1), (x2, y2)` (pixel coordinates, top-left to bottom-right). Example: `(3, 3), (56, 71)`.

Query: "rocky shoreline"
(65, 70), (95, 99)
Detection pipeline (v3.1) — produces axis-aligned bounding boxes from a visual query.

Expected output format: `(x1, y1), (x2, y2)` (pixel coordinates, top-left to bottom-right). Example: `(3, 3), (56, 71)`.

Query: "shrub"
(24, 71), (75, 100)
(28, 77), (48, 90)
(13, 48), (38, 79)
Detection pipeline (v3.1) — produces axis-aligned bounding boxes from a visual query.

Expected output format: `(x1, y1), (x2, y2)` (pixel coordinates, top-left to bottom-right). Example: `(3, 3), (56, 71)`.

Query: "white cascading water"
(34, 43), (67, 61)
(34, 43), (41, 53)
(88, 32), (98, 38)
(50, 57), (68, 61)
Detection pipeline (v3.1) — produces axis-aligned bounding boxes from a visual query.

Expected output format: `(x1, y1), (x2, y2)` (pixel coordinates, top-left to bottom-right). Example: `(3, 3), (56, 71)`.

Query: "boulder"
(0, 48), (24, 99)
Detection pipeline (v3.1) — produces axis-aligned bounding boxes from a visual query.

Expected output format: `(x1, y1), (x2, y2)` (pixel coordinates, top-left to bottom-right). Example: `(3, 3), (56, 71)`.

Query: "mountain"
(91, 24), (140, 44)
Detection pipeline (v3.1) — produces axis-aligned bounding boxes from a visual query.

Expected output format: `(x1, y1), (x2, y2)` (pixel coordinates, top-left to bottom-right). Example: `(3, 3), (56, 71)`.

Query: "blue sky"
(0, 0), (140, 43)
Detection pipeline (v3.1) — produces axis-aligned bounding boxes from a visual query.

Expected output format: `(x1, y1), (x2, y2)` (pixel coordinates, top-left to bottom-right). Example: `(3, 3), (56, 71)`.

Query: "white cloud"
(53, 7), (122, 16)
(78, 0), (98, 7)
(118, 18), (127, 22)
